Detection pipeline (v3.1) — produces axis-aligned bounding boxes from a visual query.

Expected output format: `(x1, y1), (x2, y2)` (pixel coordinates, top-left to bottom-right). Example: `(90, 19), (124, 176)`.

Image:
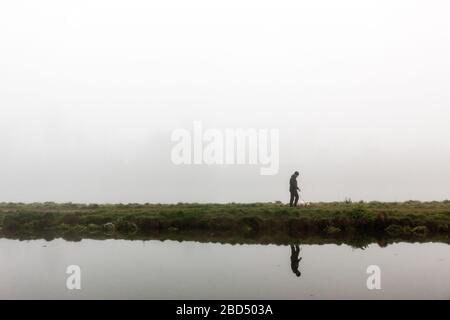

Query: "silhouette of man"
(290, 245), (302, 277)
(289, 171), (300, 207)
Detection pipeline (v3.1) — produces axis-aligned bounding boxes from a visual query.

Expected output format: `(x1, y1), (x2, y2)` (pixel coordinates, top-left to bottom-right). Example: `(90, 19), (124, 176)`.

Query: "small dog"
(298, 200), (311, 207)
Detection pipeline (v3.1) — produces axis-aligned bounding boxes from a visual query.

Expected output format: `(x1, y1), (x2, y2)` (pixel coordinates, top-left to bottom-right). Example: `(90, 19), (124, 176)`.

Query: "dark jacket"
(289, 175), (298, 192)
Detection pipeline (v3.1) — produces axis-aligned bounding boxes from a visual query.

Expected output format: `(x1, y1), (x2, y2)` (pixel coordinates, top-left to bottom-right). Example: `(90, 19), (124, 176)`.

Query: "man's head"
(294, 171), (299, 177)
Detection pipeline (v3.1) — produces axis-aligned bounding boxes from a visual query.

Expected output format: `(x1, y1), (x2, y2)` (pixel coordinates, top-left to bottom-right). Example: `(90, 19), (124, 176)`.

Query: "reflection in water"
(290, 244), (302, 277)
(0, 239), (449, 299)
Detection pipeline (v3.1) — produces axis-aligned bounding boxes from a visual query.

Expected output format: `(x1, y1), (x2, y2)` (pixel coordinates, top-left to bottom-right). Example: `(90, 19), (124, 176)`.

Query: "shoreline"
(1, 201), (449, 244)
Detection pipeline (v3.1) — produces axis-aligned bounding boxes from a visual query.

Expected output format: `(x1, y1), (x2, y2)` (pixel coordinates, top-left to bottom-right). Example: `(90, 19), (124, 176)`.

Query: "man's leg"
(289, 192), (294, 207)
(294, 191), (299, 207)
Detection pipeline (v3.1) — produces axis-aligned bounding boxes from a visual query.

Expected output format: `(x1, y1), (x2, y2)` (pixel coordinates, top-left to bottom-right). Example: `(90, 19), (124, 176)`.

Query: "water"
(0, 238), (448, 299)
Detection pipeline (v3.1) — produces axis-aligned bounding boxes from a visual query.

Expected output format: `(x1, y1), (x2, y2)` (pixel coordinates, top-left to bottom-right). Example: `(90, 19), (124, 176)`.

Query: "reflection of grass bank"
(2, 229), (449, 249)
(0, 201), (449, 242)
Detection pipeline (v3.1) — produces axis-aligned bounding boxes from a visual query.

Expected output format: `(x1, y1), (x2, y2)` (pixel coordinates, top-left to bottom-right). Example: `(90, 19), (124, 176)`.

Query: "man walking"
(289, 171), (300, 207)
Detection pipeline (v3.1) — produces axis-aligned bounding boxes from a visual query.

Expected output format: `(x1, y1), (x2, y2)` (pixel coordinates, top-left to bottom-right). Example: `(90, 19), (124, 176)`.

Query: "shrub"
(2, 214), (21, 231)
(87, 224), (102, 233)
(324, 226), (341, 234)
(411, 226), (428, 236)
(61, 214), (81, 225)
(57, 223), (71, 231)
(116, 219), (138, 233)
(3, 212), (55, 230)
(437, 224), (448, 233)
(103, 222), (115, 233)
(136, 217), (161, 231)
(385, 224), (405, 236)
(79, 214), (111, 225)
(350, 207), (369, 220)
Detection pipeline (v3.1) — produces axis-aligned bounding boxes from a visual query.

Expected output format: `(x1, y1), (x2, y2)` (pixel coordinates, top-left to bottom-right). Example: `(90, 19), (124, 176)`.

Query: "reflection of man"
(289, 171), (300, 207)
(290, 245), (302, 277)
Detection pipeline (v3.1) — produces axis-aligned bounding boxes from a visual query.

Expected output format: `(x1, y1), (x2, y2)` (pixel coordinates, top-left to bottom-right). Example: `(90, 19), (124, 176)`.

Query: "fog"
(1, 0), (449, 203)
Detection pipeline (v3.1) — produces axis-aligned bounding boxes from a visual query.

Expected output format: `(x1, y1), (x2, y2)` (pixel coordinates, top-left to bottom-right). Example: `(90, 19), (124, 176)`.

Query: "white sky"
(1, 0), (449, 203)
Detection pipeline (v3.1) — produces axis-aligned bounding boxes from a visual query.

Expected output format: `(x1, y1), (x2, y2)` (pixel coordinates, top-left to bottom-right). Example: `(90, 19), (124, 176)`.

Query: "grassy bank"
(0, 201), (449, 243)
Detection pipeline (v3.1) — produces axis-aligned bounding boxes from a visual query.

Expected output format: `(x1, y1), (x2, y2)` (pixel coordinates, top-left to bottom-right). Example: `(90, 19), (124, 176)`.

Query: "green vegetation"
(0, 201), (449, 245)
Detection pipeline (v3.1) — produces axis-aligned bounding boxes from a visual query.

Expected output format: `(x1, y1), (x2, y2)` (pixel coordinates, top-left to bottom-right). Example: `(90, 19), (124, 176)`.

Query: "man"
(289, 171), (300, 207)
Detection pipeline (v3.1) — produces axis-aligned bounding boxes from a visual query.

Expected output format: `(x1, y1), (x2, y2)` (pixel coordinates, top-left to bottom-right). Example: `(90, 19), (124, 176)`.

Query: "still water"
(0, 238), (448, 299)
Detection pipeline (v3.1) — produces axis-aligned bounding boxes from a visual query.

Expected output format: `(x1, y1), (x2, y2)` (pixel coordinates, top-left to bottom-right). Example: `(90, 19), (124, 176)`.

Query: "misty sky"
(1, 0), (449, 203)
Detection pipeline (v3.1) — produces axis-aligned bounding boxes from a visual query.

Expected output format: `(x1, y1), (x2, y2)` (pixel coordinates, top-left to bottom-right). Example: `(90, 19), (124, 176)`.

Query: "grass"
(0, 201), (449, 244)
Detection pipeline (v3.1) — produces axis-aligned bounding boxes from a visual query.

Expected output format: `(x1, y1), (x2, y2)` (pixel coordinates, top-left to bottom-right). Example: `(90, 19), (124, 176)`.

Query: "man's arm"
(292, 178), (300, 191)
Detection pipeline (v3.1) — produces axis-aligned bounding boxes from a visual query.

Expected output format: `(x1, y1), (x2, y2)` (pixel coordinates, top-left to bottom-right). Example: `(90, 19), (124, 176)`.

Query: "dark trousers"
(290, 190), (299, 207)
